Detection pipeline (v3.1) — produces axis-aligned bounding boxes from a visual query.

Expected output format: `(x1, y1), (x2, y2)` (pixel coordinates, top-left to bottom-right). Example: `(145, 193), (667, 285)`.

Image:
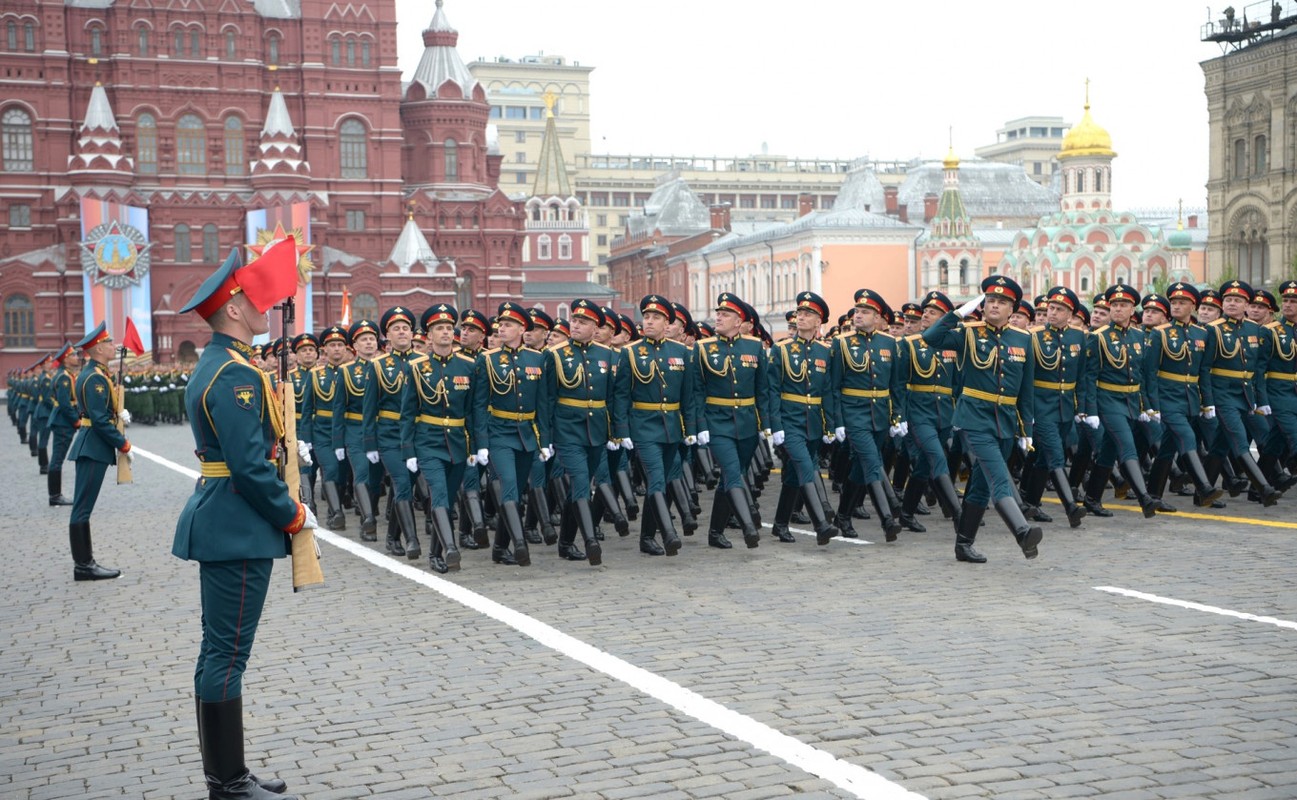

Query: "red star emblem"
(246, 222), (315, 268)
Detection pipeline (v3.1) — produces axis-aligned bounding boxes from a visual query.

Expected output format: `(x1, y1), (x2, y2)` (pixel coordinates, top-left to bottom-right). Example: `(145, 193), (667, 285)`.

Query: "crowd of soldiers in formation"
(10, 273), (1297, 572)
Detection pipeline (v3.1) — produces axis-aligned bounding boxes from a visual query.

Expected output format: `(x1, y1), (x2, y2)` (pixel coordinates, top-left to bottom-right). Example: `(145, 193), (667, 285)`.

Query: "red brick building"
(0, 0), (523, 375)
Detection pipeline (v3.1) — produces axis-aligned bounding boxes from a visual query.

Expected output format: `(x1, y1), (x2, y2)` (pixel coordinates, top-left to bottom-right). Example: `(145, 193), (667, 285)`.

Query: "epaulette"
(904, 333), (924, 342)
(741, 334), (763, 344)
(409, 353), (429, 365)
(962, 321), (986, 329)
(1007, 325), (1029, 335)
(1155, 322), (1173, 331)
(1265, 320), (1282, 330)
(311, 363), (327, 372)
(454, 353), (476, 365)
(695, 336), (718, 345)
(521, 346), (541, 355)
(1093, 324), (1112, 334)
(481, 347), (501, 356)
(1208, 318), (1228, 327)
(873, 331), (897, 341)
(225, 348), (250, 366)
(339, 359), (356, 369)
(1029, 324), (1047, 333)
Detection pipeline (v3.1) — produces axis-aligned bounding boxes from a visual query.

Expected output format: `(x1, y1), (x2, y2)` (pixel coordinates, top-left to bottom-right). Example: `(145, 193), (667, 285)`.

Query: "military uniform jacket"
(403, 350), (484, 461)
(922, 313), (1035, 439)
(301, 362), (340, 444)
(829, 329), (905, 431)
(67, 359), (126, 464)
(900, 333), (957, 430)
(1143, 321), (1208, 415)
(287, 365), (310, 437)
(1030, 323), (1091, 421)
(50, 365), (79, 430)
(34, 372), (53, 424)
(694, 334), (771, 439)
(330, 356), (372, 450)
(1199, 317), (1266, 410)
(363, 349), (417, 457)
(1087, 323), (1149, 419)
(474, 345), (550, 451)
(766, 336), (834, 439)
(1258, 319), (1297, 410)
(613, 337), (696, 444)
(173, 332), (296, 562)
(544, 340), (623, 447)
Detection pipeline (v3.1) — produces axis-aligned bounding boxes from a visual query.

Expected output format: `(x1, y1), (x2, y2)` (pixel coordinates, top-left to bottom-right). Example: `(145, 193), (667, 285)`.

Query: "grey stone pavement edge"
(2, 421), (1296, 800)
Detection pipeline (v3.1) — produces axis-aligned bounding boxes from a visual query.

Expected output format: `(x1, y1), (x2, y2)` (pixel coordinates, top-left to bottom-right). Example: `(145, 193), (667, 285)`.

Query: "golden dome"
(1060, 100), (1115, 160)
(942, 145), (960, 170)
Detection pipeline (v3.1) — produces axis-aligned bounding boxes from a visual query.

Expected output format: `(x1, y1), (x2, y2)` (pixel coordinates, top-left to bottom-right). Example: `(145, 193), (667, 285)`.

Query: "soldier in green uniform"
(67, 322), (133, 581)
(404, 304), (482, 573)
(922, 275), (1042, 563)
(173, 246), (312, 800)
(333, 320), (382, 541)
(33, 353), (55, 472)
(766, 291), (837, 545)
(286, 333), (319, 514)
(695, 293), (774, 549)
(48, 343), (80, 506)
(474, 301), (551, 566)
(455, 309), (492, 549)
(304, 325), (348, 529)
(1258, 280), (1297, 483)
(364, 306), (422, 559)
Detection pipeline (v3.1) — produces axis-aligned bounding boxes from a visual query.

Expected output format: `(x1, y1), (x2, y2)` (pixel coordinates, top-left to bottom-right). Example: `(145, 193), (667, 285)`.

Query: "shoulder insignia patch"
(233, 385), (256, 410)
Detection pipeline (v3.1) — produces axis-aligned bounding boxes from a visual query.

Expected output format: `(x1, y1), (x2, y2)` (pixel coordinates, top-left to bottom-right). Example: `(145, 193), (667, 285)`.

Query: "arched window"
(960, 258), (972, 285)
(361, 39), (370, 66)
(136, 113), (157, 174)
(537, 234), (552, 260)
(23, 21), (34, 51)
(190, 29), (202, 57)
(172, 28), (184, 57)
(225, 29), (236, 59)
(455, 274), (474, 312)
(224, 116), (243, 176)
(1095, 169), (1103, 193)
(202, 223), (219, 263)
(267, 33), (280, 65)
(1075, 170), (1085, 193)
(90, 25), (102, 56)
(352, 292), (378, 323)
(6, 21), (16, 51)
(339, 119), (366, 178)
(346, 36), (355, 67)
(330, 37), (340, 65)
(137, 26), (149, 56)
(3, 294), (34, 347)
(176, 113), (206, 175)
(174, 223), (191, 263)
(938, 259), (949, 285)
(444, 139), (458, 181)
(1255, 134), (1267, 174)
(559, 234), (572, 260)
(1234, 138), (1247, 178)
(2, 108), (33, 172)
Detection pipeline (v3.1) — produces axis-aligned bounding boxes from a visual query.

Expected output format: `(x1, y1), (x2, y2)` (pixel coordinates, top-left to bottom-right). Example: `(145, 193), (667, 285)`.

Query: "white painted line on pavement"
(135, 445), (928, 800)
(762, 522), (873, 545)
(1096, 586), (1297, 631)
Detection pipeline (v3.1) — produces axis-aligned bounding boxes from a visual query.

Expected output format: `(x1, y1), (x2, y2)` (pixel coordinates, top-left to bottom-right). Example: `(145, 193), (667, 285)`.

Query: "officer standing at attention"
(47, 343), (81, 507)
(66, 321), (134, 581)
(333, 319), (382, 542)
(695, 293), (774, 549)
(364, 306), (422, 560)
(287, 333), (319, 515)
(173, 247), (313, 800)
(304, 325), (349, 529)
(923, 275), (1041, 563)
(455, 309), (492, 550)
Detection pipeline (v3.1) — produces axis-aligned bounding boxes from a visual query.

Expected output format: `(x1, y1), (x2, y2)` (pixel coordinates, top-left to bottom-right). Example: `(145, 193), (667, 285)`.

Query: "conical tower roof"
(930, 147), (976, 244)
(68, 82), (133, 184)
(250, 86), (310, 184)
(388, 214), (437, 273)
(408, 0), (478, 98)
(532, 95), (571, 198)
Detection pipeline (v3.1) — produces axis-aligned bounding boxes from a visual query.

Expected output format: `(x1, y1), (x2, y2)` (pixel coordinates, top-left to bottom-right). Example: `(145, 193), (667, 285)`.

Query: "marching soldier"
(1258, 280), (1297, 485)
(766, 290), (837, 545)
(474, 301), (551, 566)
(922, 275), (1042, 563)
(364, 306), (423, 559)
(523, 307), (559, 546)
(405, 304), (481, 573)
(66, 322), (133, 581)
(695, 293), (773, 549)
(288, 332), (319, 514)
(305, 325), (349, 529)
(456, 309), (491, 550)
(173, 247), (312, 800)
(333, 320), (382, 542)
(47, 343), (80, 506)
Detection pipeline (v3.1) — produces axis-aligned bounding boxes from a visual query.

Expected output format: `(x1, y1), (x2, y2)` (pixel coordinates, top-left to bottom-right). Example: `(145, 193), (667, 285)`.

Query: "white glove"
(834, 426), (846, 442)
(1138, 412), (1151, 423)
(1017, 436), (1033, 453)
(762, 428), (773, 441)
(889, 421), (909, 438)
(476, 448), (490, 465)
(405, 457), (418, 472)
(365, 450), (380, 464)
(539, 446), (553, 462)
(697, 430), (710, 446)
(822, 433), (836, 444)
(606, 440), (620, 451)
(1084, 415), (1100, 430)
(335, 447), (346, 462)
(1148, 410), (1162, 422)
(1257, 405), (1273, 416)
(621, 437), (634, 451)
(118, 408), (132, 425)
(300, 504), (318, 531)
(297, 440), (313, 466)
(122, 448), (135, 466)
(955, 294), (984, 319)
(684, 435), (698, 446)
(1201, 406), (1216, 420)
(304, 442), (313, 451)
(771, 430), (785, 446)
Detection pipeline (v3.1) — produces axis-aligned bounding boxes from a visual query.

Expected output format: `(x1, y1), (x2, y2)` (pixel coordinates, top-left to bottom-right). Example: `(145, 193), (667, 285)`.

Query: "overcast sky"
(393, 0), (1230, 211)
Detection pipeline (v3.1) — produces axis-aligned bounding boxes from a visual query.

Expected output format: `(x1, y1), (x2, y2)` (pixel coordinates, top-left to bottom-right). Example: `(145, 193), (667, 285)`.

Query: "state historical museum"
(0, 0), (524, 372)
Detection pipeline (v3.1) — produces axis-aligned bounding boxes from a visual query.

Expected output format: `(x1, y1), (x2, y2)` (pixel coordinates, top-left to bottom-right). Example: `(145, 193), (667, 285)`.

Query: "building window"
(352, 292), (378, 323)
(1095, 169), (1103, 193)
(781, 196), (797, 209)
(202, 223), (219, 263)
(489, 106), (500, 119)
(589, 192), (607, 206)
(4, 294), (34, 347)
(444, 139), (458, 181)
(329, 37), (339, 65)
(136, 113), (157, 174)
(1255, 134), (1267, 174)
(225, 29), (236, 59)
(538, 235), (551, 260)
(190, 29), (202, 57)
(612, 192), (629, 206)
(938, 260), (949, 285)
(137, 26), (149, 56)
(739, 195), (755, 209)
(597, 234), (607, 246)
(345, 209), (365, 230)
(514, 131), (526, 143)
(505, 106), (525, 119)
(267, 34), (280, 65)
(529, 107), (543, 120)
(174, 223), (191, 262)
(1234, 138), (1247, 178)
(558, 234), (572, 260)
(6, 21), (15, 51)
(224, 116), (243, 176)
(346, 37), (355, 66)
(1080, 275), (1090, 292)
(514, 152), (525, 164)
(361, 40), (370, 66)
(176, 113), (206, 175)
(2, 108), (34, 172)
(516, 172), (526, 183)
(595, 214), (606, 227)
(760, 195), (777, 210)
(24, 22), (34, 51)
(90, 26), (103, 56)
(9, 203), (31, 227)
(339, 119), (367, 178)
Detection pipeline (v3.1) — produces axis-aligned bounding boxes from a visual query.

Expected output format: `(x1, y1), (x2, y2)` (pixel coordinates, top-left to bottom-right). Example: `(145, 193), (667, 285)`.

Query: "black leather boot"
(993, 496), (1042, 559)
(707, 490), (733, 549)
(354, 480), (377, 541)
(575, 497), (601, 566)
(1238, 453), (1282, 506)
(528, 486), (557, 546)
(1222, 457), (1250, 497)
(833, 481), (861, 538)
(491, 517), (518, 565)
(432, 506), (459, 572)
(1120, 459), (1159, 518)
(200, 696), (299, 800)
(1020, 467), (1053, 522)
(1259, 452), (1297, 492)
(1083, 468), (1113, 517)
(557, 502), (586, 562)
(802, 482), (837, 545)
(615, 468), (639, 521)
(898, 477), (928, 533)
(427, 532), (449, 574)
(70, 522), (119, 581)
(638, 497), (665, 555)
(321, 481), (346, 529)
(931, 473), (964, 532)
(740, 481), (762, 530)
(48, 470), (72, 506)
(1051, 468), (1087, 528)
(594, 482), (630, 536)
(196, 697), (287, 795)
(954, 504), (987, 563)
(650, 492), (681, 556)
(501, 500), (531, 566)
(770, 484), (798, 542)
(667, 478), (698, 535)
(1145, 457), (1178, 513)
(727, 486), (760, 548)
(38, 446), (48, 474)
(867, 480), (902, 541)
(384, 499), (405, 556)
(1184, 451), (1224, 508)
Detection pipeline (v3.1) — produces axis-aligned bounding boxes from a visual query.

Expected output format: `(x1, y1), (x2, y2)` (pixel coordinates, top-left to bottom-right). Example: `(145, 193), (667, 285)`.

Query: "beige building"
(974, 116), (1071, 187)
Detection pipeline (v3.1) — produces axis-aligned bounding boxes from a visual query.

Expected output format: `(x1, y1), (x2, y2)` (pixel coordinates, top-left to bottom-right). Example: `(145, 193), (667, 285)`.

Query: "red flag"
(240, 237), (301, 313)
(340, 287), (352, 326)
(122, 317), (146, 356)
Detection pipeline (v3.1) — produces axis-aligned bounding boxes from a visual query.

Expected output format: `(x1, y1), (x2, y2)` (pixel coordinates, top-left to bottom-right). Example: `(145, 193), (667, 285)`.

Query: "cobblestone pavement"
(3, 422), (1296, 799)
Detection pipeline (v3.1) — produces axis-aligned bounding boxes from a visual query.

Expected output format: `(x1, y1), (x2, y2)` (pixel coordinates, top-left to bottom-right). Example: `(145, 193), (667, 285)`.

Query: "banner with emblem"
(246, 202), (313, 341)
(78, 198), (153, 357)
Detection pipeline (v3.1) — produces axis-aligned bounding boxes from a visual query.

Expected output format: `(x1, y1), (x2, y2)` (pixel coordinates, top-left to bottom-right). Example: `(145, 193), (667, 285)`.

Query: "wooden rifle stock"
(279, 300), (324, 592)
